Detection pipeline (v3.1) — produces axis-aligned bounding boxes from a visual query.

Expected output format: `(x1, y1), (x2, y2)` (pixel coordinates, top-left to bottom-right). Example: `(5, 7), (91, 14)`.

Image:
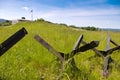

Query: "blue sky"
(0, 0), (120, 29)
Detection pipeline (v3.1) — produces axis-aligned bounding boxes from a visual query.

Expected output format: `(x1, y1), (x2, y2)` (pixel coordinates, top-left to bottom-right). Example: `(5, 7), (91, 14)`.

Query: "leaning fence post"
(70, 34), (83, 67)
(73, 35), (83, 50)
(34, 35), (64, 67)
(0, 27), (28, 56)
(103, 35), (112, 77)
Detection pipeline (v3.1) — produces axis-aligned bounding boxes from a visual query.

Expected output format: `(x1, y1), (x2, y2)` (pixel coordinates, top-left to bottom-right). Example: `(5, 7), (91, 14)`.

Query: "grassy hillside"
(0, 21), (120, 80)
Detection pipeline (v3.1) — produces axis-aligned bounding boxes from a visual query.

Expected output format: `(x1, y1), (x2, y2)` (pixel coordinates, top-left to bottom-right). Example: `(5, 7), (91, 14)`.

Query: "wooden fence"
(34, 34), (120, 79)
(0, 28), (120, 79)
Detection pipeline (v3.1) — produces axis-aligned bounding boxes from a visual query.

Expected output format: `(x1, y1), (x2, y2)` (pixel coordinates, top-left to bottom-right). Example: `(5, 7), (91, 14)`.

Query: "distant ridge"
(0, 19), (7, 23)
(102, 28), (120, 32)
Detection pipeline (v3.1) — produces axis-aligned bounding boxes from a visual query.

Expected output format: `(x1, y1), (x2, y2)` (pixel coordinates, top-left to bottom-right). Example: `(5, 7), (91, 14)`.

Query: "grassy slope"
(0, 21), (120, 80)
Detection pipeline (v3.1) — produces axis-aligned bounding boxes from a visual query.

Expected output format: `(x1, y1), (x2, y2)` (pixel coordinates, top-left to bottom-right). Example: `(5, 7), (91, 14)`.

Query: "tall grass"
(0, 21), (120, 80)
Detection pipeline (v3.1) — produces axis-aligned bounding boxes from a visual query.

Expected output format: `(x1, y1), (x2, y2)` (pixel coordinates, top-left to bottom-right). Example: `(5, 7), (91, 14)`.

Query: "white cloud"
(39, 8), (120, 18)
(33, 7), (120, 28)
(22, 6), (29, 11)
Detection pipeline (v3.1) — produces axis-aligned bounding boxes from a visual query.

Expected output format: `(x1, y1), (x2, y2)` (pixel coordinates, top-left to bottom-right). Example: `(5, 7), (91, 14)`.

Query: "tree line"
(80, 26), (101, 31)
(34, 18), (101, 31)
(0, 20), (12, 26)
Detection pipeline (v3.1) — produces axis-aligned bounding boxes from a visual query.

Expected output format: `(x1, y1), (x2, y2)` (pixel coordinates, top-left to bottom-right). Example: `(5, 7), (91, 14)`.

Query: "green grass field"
(0, 21), (120, 80)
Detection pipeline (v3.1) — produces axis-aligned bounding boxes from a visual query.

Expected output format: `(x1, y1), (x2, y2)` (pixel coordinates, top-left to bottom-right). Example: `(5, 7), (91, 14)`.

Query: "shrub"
(80, 26), (100, 31)
(36, 18), (45, 22)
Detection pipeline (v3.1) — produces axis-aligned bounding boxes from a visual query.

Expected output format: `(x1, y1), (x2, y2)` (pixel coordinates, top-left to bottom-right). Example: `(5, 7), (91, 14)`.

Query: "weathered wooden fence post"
(82, 35), (120, 77)
(103, 35), (111, 77)
(103, 35), (120, 77)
